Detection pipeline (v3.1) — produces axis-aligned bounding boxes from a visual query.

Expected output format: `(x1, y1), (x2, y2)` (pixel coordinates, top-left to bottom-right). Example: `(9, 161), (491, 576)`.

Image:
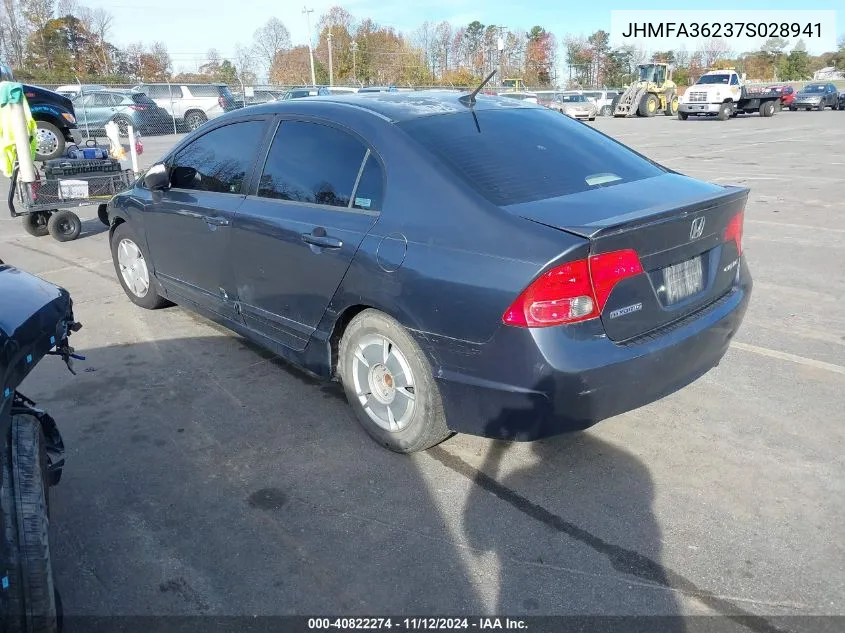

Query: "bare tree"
(150, 41), (172, 77)
(56, 0), (76, 16)
(1, 0), (28, 67)
(234, 44), (256, 83)
(432, 21), (452, 78)
(699, 37), (731, 68)
(21, 0), (55, 68)
(411, 21), (436, 76)
(253, 17), (291, 74)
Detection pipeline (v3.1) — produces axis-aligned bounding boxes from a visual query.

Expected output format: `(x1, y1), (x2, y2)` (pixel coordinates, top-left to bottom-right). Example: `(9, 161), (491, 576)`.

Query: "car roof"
(238, 90), (537, 123)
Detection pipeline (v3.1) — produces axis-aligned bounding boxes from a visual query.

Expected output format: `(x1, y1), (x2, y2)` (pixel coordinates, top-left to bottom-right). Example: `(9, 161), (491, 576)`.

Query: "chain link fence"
(32, 79), (484, 142)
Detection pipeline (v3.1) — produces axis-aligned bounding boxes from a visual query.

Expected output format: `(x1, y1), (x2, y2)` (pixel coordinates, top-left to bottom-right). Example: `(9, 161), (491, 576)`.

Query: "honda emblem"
(689, 217), (706, 241)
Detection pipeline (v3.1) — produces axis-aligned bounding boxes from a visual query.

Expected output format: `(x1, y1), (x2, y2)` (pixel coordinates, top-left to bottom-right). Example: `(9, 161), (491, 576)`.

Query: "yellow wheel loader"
(612, 63), (679, 118)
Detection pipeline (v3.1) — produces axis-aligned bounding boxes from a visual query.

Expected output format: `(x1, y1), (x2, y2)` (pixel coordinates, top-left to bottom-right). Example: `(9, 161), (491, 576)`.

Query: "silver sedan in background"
(547, 93), (598, 121)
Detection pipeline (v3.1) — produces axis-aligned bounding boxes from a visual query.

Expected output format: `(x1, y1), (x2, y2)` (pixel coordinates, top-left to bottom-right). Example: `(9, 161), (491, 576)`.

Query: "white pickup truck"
(679, 69), (782, 121)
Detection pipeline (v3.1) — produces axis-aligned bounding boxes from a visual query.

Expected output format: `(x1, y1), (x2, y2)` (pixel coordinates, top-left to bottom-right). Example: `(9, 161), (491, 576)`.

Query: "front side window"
(169, 120), (266, 194)
(730, 75), (739, 85)
(257, 120), (371, 208)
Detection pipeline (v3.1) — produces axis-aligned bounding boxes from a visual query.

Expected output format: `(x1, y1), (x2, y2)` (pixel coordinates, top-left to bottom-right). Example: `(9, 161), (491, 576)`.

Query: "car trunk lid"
(507, 173), (748, 342)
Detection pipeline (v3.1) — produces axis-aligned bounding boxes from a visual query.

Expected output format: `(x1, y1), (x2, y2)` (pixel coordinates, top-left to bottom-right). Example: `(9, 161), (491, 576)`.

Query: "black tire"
(184, 111), (207, 131)
(759, 101), (776, 118)
(600, 105), (612, 117)
(47, 210), (82, 242)
(638, 93), (659, 117)
(817, 101), (825, 111)
(789, 106), (797, 111)
(3, 414), (58, 633)
(97, 203), (110, 226)
(716, 102), (732, 121)
(610, 95), (620, 116)
(113, 116), (132, 136)
(110, 222), (169, 309)
(664, 94), (678, 116)
(34, 121), (65, 162)
(22, 211), (51, 237)
(339, 309), (451, 453)
(677, 111), (689, 120)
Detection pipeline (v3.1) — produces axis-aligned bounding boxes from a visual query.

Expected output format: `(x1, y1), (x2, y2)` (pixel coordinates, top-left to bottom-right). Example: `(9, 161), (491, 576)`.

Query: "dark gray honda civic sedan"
(105, 91), (752, 452)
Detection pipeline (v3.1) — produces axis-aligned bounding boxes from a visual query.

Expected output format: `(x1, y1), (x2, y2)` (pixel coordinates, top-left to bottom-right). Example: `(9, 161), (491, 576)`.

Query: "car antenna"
(460, 70), (497, 107)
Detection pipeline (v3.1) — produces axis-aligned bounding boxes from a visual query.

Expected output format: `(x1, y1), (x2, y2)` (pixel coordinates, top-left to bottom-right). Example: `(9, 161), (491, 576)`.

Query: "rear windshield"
(399, 108), (664, 206)
(132, 93), (156, 104)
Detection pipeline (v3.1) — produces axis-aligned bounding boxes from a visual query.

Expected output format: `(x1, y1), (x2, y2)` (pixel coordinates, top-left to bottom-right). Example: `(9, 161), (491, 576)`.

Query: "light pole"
(352, 40), (358, 85)
(497, 27), (506, 89)
(302, 6), (316, 87)
(327, 28), (334, 86)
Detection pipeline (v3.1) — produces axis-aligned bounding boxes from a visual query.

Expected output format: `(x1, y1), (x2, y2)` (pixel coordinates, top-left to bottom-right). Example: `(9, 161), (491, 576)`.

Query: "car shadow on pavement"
(23, 333), (486, 621)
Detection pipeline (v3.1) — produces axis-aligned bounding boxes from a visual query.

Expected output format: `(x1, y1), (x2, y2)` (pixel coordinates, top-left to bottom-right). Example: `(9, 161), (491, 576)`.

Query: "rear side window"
(257, 120), (371, 208)
(169, 120), (265, 194)
(144, 85), (169, 98)
(352, 154), (383, 211)
(399, 108), (664, 206)
(187, 85), (224, 97)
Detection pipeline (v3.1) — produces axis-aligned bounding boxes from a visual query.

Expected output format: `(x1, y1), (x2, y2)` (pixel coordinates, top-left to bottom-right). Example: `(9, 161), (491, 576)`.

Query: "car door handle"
(302, 230), (342, 249)
(202, 215), (230, 227)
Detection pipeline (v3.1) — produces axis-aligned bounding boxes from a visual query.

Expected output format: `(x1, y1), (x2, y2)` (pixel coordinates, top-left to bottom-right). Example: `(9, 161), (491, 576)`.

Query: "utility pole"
(302, 6), (316, 87)
(352, 40), (358, 85)
(497, 26), (506, 89)
(327, 27), (334, 86)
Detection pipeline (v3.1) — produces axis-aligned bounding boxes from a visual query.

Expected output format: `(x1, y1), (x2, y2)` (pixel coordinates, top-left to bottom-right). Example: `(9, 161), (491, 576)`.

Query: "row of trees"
(2, 1), (843, 87)
(563, 31), (845, 89)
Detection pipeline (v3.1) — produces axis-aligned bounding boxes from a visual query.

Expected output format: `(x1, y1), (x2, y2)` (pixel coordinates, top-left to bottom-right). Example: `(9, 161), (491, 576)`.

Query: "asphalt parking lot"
(1, 110), (843, 628)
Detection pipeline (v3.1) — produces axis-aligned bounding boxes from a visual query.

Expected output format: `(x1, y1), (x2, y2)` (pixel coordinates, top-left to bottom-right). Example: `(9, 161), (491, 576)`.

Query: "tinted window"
(352, 154), (384, 211)
(730, 75), (739, 85)
(399, 108), (664, 206)
(169, 120), (265, 194)
(144, 85), (170, 98)
(257, 121), (367, 207)
(132, 93), (156, 104)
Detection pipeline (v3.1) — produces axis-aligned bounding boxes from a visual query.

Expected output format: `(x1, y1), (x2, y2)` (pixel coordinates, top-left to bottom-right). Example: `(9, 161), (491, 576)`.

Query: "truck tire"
(759, 101), (776, 117)
(3, 414), (58, 633)
(677, 111), (688, 120)
(610, 95), (621, 116)
(638, 94), (659, 117)
(716, 102), (732, 121)
(34, 122), (65, 162)
(664, 95), (679, 116)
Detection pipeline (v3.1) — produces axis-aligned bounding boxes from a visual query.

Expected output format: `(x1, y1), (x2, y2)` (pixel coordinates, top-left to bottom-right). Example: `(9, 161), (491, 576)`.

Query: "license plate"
(663, 257), (704, 304)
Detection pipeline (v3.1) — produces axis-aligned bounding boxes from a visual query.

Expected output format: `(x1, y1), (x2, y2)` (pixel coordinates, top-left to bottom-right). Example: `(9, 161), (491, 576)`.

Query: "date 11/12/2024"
(307, 618), (529, 630)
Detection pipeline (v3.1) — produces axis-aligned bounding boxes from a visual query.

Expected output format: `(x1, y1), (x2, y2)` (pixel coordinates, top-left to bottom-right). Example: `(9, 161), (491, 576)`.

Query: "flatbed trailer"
(678, 70), (783, 121)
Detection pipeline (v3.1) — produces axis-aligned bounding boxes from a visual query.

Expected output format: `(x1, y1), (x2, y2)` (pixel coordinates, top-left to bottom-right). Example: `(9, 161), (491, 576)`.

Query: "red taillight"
(128, 104), (146, 110)
(589, 249), (644, 311)
(724, 210), (744, 256)
(503, 249), (643, 328)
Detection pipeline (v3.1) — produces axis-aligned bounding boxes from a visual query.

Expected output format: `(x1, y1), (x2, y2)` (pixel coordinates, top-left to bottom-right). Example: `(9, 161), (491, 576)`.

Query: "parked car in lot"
(134, 83), (238, 131)
(358, 86), (398, 93)
(767, 85), (795, 107)
(53, 83), (104, 99)
(498, 91), (539, 104)
(234, 88), (287, 108)
(790, 83), (840, 110)
(324, 86), (360, 95)
(839, 90), (845, 110)
(582, 89), (622, 116)
(281, 87), (331, 99)
(104, 92), (751, 453)
(533, 90), (559, 107)
(548, 93), (598, 120)
(73, 89), (172, 136)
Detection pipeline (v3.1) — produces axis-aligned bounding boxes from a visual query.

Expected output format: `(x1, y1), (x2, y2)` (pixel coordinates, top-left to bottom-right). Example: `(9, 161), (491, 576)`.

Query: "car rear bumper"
(422, 259), (752, 441)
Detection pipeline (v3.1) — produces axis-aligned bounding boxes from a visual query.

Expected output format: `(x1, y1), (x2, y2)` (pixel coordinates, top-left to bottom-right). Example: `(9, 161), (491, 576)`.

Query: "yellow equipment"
(501, 78), (525, 92)
(612, 63), (679, 117)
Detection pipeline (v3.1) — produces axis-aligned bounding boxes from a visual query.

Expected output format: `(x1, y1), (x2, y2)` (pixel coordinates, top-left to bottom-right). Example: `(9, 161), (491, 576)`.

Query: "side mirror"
(145, 163), (170, 191)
